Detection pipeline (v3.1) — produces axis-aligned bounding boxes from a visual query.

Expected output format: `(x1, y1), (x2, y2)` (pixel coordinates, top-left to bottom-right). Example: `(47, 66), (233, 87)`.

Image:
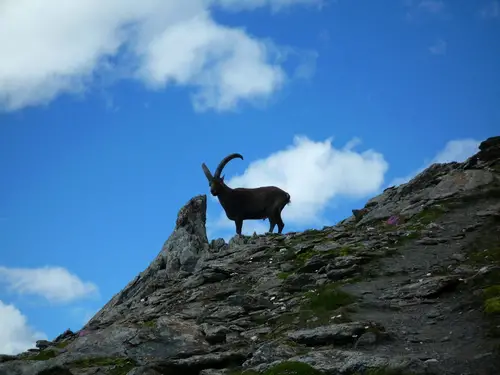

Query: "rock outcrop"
(1, 136), (500, 375)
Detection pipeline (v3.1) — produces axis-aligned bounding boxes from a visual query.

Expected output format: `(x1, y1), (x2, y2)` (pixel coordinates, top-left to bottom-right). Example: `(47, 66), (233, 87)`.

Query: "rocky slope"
(1, 136), (500, 375)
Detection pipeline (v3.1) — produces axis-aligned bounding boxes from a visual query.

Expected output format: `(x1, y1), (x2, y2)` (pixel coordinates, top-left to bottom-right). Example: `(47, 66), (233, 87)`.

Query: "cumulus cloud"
(429, 38), (447, 55)
(0, 266), (98, 304)
(480, 1), (500, 19)
(431, 139), (481, 163)
(403, 0), (445, 21)
(0, 0), (317, 112)
(417, 0), (444, 13)
(390, 138), (481, 187)
(0, 300), (46, 355)
(214, 0), (322, 11)
(403, 0), (444, 13)
(209, 136), (388, 235)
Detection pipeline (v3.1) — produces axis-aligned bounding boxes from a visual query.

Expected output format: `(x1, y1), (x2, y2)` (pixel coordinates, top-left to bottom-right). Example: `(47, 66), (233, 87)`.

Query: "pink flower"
(387, 215), (399, 225)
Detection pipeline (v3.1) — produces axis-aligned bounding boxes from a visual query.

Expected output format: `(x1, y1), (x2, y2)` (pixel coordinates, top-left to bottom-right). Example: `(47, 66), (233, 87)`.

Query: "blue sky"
(0, 0), (498, 354)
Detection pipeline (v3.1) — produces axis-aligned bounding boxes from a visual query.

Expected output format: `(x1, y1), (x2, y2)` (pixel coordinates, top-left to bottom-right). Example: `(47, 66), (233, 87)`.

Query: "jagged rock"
(35, 341), (51, 351)
(352, 208), (368, 221)
(381, 276), (461, 300)
(2, 136), (500, 375)
(415, 237), (449, 245)
(281, 273), (316, 292)
(53, 330), (74, 346)
(83, 195), (212, 331)
(199, 370), (228, 375)
(297, 253), (336, 273)
(464, 135), (500, 169)
(250, 348), (433, 374)
(127, 367), (162, 375)
(165, 194), (210, 278)
(354, 331), (378, 348)
(209, 238), (228, 252)
(286, 322), (378, 346)
(354, 140), (500, 227)
(326, 265), (359, 280)
(150, 349), (250, 373)
(0, 355), (17, 364)
(200, 323), (230, 344)
(242, 342), (300, 368)
(37, 367), (73, 375)
(332, 255), (364, 268)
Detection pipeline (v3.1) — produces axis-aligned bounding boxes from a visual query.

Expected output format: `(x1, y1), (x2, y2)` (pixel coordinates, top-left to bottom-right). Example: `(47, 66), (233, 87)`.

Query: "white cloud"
(404, 0), (445, 22)
(431, 139), (481, 163)
(429, 38), (447, 55)
(389, 138), (481, 187)
(0, 266), (98, 304)
(208, 136), (388, 235)
(417, 0), (444, 13)
(480, 1), (500, 19)
(0, 300), (46, 355)
(214, 0), (323, 12)
(0, 0), (318, 113)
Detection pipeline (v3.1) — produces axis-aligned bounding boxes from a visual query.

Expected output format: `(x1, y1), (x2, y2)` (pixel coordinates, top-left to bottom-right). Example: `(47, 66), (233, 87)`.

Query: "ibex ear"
(221, 175), (225, 182)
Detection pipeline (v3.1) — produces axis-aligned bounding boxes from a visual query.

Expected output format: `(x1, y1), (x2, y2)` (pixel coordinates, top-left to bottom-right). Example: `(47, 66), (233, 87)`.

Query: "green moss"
(293, 245), (358, 269)
(405, 230), (421, 239)
(55, 341), (70, 349)
(108, 362), (136, 375)
(142, 319), (156, 328)
(304, 283), (357, 312)
(263, 361), (323, 375)
(463, 228), (500, 291)
(267, 310), (322, 339)
(277, 272), (291, 280)
(411, 205), (447, 225)
(468, 245), (500, 266)
(268, 284), (356, 338)
(285, 229), (330, 248)
(227, 370), (259, 375)
(69, 357), (136, 375)
(484, 297), (500, 315)
(484, 285), (500, 299)
(353, 367), (416, 375)
(393, 230), (422, 246)
(295, 250), (317, 264)
(465, 236), (500, 335)
(340, 275), (365, 284)
(25, 349), (58, 361)
(299, 229), (324, 238)
(338, 246), (354, 256)
(250, 313), (271, 325)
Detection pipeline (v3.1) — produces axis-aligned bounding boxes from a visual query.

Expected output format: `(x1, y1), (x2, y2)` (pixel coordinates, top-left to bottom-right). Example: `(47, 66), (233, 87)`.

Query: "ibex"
(202, 153), (291, 235)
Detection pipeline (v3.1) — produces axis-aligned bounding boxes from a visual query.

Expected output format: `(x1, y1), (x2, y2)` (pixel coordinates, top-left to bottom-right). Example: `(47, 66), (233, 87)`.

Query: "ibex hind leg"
(267, 209), (283, 234)
(276, 197), (288, 234)
(276, 213), (285, 234)
(268, 218), (276, 234)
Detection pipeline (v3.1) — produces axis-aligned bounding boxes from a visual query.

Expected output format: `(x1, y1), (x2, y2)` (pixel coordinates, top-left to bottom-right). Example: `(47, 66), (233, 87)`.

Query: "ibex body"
(202, 153), (291, 235)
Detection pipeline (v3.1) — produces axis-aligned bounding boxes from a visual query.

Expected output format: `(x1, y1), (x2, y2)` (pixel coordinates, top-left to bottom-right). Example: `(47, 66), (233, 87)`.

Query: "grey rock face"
(2, 136), (500, 375)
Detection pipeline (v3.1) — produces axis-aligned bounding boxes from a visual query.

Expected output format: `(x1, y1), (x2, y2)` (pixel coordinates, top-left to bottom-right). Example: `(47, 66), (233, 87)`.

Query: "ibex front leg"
(235, 219), (243, 235)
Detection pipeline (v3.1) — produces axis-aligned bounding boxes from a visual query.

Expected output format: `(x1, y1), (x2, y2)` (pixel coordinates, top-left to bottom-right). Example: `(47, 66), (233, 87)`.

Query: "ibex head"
(201, 153), (244, 196)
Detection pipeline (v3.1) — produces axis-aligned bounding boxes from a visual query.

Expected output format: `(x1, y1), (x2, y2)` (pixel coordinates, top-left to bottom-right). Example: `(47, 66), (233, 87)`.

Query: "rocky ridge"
(1, 136), (500, 375)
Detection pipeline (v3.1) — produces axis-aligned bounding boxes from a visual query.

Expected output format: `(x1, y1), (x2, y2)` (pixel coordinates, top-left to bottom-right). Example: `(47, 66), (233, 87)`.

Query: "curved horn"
(214, 153), (243, 178)
(201, 163), (213, 182)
